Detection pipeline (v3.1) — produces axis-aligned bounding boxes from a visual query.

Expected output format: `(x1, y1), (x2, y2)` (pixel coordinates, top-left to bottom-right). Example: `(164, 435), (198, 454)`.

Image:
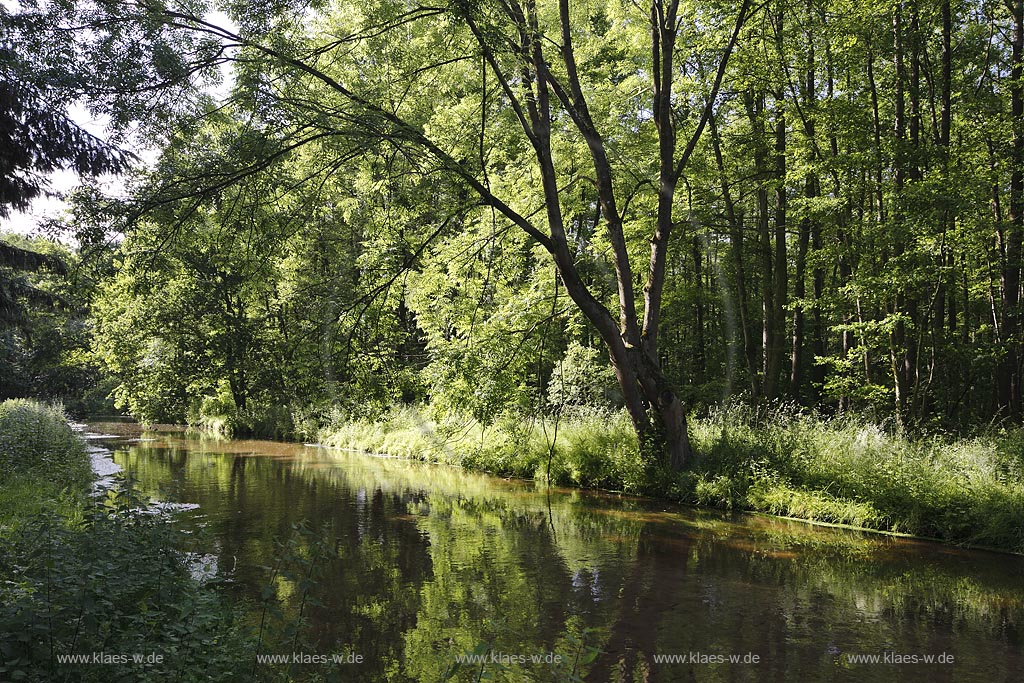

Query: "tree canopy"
(6, 0), (1023, 464)
(0, 6), (134, 216)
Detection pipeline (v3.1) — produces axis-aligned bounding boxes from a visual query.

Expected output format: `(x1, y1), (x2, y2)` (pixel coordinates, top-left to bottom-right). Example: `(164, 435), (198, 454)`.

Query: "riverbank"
(0, 399), (92, 527)
(321, 403), (1024, 554)
(0, 399), (249, 682)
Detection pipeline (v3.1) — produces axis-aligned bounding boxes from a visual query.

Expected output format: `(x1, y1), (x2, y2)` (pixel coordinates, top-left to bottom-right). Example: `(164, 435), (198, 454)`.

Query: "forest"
(3, 0), (1024, 680)
(5, 0), (1024, 536)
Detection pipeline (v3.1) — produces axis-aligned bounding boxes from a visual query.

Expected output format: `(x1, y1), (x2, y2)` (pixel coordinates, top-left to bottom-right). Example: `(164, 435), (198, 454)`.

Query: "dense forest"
(4, 2), (1024, 680)
(4, 0), (1024, 466)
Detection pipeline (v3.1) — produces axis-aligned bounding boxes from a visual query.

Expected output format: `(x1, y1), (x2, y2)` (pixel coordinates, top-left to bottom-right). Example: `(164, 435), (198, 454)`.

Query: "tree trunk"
(1000, 0), (1024, 418)
(890, 2), (911, 417)
(790, 195), (810, 398)
(771, 84), (788, 401)
(710, 112), (760, 397)
(791, 4), (815, 398)
(692, 235), (707, 378)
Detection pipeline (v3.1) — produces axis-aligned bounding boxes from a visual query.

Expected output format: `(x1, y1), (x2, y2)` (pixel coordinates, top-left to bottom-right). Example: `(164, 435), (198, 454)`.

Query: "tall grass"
(0, 399), (90, 487)
(0, 399), (91, 525)
(688, 403), (1024, 550)
(322, 402), (1024, 552)
(322, 405), (647, 492)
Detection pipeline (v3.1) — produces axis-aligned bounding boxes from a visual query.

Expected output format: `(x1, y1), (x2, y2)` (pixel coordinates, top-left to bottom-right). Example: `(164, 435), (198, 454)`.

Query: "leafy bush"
(192, 382), (295, 440)
(0, 499), (249, 683)
(546, 343), (622, 409)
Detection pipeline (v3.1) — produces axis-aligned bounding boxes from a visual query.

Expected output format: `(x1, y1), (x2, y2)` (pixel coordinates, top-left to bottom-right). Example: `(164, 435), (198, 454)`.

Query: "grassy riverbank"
(321, 403), (1024, 553)
(0, 399), (249, 682)
(0, 399), (91, 526)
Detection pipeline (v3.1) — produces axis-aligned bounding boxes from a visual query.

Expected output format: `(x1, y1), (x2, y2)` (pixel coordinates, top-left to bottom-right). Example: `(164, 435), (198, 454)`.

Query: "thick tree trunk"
(600, 340), (692, 472)
(653, 377), (693, 472)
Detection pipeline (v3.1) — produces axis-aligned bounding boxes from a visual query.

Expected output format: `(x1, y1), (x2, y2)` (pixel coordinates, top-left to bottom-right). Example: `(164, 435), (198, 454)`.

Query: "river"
(86, 420), (1023, 682)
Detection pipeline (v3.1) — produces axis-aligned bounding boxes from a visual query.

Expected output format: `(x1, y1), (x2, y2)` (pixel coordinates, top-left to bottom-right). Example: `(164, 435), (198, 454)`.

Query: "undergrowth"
(321, 402), (1024, 553)
(0, 399), (91, 527)
(0, 399), (251, 682)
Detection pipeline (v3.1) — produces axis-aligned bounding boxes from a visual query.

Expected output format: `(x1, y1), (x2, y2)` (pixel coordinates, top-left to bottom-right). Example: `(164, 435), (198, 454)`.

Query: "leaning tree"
(32, 0), (755, 469)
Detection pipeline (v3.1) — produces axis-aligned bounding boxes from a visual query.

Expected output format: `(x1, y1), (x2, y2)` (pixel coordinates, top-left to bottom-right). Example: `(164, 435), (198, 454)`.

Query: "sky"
(0, 104), (128, 239)
(1, 10), (237, 241)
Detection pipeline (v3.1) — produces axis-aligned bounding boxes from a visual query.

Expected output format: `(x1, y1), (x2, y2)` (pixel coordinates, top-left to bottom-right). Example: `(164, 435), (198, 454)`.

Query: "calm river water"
(88, 421), (1023, 682)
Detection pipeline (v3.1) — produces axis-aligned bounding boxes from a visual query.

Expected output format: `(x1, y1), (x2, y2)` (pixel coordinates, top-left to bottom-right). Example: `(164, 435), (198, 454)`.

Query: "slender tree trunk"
(1000, 0), (1024, 418)
(791, 188), (810, 399)
(890, 2), (911, 417)
(639, 0), (693, 470)
(756, 2), (788, 401)
(710, 113), (760, 397)
(791, 5), (815, 398)
(940, 0), (952, 151)
(811, 8), (834, 403)
(746, 90), (782, 400)
(771, 87), (788, 401)
(692, 235), (707, 377)
(907, 0), (924, 417)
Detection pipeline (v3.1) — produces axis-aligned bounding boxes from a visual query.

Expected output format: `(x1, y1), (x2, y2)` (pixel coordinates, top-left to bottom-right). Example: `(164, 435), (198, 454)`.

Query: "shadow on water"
(89, 422), (1024, 683)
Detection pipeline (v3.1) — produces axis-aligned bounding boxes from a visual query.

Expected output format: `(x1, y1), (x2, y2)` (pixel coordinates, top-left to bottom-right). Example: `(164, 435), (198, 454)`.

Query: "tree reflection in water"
(101, 426), (1024, 682)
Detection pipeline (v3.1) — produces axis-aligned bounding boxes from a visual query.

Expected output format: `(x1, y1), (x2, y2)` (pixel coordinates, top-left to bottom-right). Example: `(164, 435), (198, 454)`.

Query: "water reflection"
(93, 423), (1024, 682)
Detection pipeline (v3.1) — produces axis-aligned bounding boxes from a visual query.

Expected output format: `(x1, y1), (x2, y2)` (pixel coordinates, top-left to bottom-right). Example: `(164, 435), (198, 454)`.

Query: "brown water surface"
(90, 421), (1024, 682)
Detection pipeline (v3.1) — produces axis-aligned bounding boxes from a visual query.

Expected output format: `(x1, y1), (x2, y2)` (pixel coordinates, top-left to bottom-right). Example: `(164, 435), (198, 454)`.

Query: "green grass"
(0, 399), (91, 528)
(322, 402), (1024, 553)
(322, 405), (647, 492)
(687, 403), (1024, 550)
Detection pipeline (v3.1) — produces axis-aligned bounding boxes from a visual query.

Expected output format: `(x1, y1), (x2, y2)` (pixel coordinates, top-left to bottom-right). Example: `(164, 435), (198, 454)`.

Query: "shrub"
(0, 501), (248, 683)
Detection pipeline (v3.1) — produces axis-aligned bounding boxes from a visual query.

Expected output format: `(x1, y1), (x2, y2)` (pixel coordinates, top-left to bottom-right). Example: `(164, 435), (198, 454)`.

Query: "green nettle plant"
(0, 494), (249, 683)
